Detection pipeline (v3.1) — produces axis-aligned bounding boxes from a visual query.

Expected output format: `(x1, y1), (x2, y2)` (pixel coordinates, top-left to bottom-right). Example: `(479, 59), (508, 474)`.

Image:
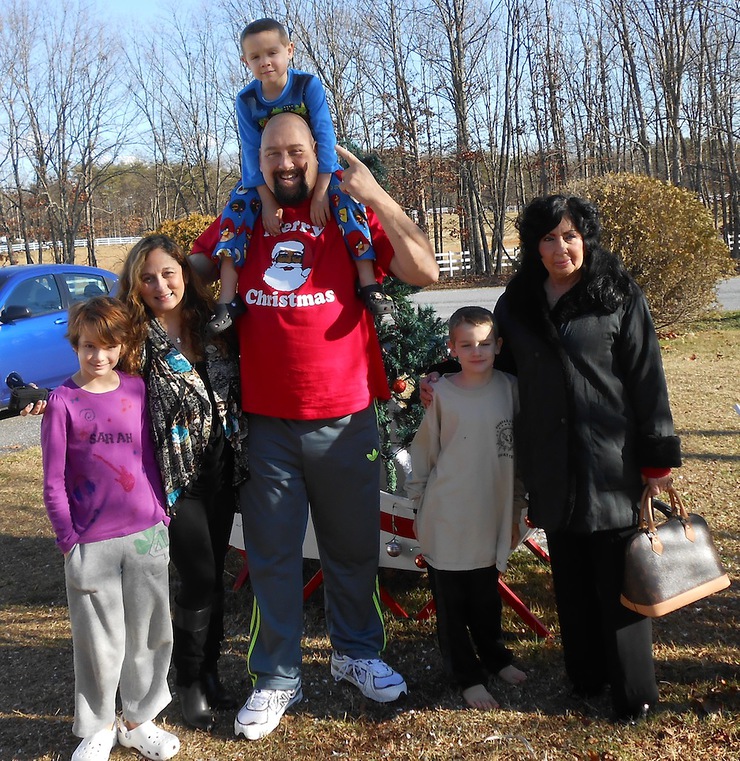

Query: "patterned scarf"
(144, 319), (212, 509)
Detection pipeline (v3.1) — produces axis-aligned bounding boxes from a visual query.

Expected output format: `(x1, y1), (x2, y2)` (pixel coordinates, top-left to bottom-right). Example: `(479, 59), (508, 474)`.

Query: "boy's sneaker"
(234, 686), (303, 741)
(330, 652), (408, 703)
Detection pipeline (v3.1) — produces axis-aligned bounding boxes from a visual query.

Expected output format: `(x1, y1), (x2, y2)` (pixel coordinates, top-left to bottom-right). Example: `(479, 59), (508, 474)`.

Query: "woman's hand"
(419, 372), (440, 409)
(643, 474), (672, 497)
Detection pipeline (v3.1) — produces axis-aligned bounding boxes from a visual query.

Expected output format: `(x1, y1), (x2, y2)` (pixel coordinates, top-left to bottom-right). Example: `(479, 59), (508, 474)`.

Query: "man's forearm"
(334, 144), (438, 287)
(371, 195), (439, 287)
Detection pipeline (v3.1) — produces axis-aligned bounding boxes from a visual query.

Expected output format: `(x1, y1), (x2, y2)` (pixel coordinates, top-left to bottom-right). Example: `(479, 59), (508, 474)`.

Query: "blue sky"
(107, 0), (200, 22)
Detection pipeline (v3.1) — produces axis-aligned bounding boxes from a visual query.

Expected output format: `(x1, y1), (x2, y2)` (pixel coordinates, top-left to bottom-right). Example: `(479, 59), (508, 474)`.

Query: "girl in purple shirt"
(41, 296), (180, 761)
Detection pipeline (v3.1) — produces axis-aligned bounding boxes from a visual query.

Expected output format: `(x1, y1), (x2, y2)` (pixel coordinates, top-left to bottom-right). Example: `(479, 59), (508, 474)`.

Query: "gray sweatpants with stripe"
(64, 523), (173, 737)
(239, 405), (385, 691)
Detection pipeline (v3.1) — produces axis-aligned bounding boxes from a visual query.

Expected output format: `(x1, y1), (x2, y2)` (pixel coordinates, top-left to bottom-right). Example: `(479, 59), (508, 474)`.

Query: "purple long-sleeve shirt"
(41, 372), (168, 554)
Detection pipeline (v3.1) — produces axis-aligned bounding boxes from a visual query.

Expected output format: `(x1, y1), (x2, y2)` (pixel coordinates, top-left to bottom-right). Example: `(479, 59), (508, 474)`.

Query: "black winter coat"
(494, 276), (681, 534)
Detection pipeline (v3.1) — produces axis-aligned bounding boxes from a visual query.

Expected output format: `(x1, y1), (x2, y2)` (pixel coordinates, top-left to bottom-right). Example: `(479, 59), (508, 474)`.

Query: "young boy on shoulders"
(407, 306), (527, 710)
(209, 18), (392, 333)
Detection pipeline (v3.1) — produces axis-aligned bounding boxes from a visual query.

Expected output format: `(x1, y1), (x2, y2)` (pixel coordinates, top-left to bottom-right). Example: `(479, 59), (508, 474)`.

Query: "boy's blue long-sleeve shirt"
(236, 68), (340, 187)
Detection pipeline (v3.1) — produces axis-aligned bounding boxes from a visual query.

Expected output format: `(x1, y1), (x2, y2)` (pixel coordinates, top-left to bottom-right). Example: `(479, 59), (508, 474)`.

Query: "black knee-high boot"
(173, 604), (214, 731)
(201, 590), (237, 709)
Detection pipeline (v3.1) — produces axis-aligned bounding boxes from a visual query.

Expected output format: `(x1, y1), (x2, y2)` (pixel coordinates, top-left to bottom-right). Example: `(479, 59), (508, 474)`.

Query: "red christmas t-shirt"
(236, 199), (392, 419)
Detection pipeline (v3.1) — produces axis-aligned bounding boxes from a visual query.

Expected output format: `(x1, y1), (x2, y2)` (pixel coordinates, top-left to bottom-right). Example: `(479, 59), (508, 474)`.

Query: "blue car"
(0, 264), (119, 409)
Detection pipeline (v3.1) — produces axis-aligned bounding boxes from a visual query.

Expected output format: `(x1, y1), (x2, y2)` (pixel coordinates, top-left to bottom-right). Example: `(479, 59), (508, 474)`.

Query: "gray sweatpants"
(240, 405), (385, 691)
(64, 522), (173, 737)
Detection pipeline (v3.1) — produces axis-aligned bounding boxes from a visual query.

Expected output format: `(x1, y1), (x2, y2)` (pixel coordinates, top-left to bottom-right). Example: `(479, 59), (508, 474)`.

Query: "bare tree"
(360, 0), (428, 224)
(418, 0), (495, 271)
(125, 5), (240, 222)
(701, 4), (740, 257)
(1, 0), (129, 263)
(605, 0), (654, 176)
(483, 0), (523, 272)
(278, 0), (372, 145)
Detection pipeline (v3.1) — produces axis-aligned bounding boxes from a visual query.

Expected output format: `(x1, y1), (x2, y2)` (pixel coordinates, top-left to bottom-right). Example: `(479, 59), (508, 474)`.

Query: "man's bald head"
(262, 111), (314, 145)
(260, 113), (319, 205)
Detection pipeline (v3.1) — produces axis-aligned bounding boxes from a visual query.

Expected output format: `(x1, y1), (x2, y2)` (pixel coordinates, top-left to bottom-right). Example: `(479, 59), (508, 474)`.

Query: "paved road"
(0, 411), (41, 455)
(410, 276), (740, 320)
(1, 278), (738, 455)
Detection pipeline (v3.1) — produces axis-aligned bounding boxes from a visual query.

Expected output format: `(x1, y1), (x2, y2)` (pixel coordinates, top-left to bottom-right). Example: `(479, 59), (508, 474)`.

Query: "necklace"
(165, 329), (182, 345)
(157, 317), (183, 346)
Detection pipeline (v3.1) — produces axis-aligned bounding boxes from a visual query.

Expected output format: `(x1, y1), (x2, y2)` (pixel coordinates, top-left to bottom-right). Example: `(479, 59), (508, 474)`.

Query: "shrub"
(154, 213), (215, 256)
(572, 173), (732, 328)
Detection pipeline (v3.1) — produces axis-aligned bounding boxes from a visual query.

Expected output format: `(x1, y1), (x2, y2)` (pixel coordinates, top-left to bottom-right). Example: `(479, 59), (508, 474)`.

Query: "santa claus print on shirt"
(243, 231), (336, 310)
(263, 239), (310, 291)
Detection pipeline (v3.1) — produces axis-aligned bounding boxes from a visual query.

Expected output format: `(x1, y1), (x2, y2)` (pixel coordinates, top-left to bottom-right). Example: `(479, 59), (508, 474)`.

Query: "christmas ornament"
(389, 373), (416, 409)
(392, 378), (407, 394)
(385, 539), (402, 557)
(414, 554), (427, 569)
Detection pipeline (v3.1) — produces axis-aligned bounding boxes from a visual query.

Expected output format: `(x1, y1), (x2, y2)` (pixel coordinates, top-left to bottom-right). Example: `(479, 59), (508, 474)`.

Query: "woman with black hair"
(423, 194), (681, 720)
(495, 194), (681, 720)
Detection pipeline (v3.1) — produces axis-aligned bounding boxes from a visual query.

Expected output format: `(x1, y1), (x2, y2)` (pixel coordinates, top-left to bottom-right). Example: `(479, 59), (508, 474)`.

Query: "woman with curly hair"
(117, 235), (248, 731)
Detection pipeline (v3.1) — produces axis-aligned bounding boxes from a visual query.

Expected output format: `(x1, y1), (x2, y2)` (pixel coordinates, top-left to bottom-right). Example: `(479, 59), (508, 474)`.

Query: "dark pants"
(168, 446), (236, 685)
(547, 529), (659, 718)
(427, 565), (513, 690)
(240, 407), (385, 691)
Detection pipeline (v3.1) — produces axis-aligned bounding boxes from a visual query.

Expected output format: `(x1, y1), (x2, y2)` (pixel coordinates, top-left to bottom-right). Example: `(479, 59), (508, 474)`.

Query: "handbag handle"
(639, 484), (695, 556)
(667, 485), (696, 542)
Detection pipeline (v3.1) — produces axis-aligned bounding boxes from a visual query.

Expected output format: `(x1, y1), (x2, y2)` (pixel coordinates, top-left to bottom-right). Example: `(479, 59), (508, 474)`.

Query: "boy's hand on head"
(261, 195), (283, 236)
(310, 189), (330, 228)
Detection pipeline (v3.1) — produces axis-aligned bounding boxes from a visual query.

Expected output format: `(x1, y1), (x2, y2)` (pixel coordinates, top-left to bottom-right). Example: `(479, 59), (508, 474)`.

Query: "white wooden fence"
(435, 250), (518, 277)
(435, 250), (473, 276)
(8, 236), (141, 254)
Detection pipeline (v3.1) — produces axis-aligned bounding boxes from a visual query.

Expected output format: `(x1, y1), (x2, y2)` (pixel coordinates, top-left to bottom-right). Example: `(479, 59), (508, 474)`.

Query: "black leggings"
(168, 446), (236, 681)
(168, 487), (233, 609)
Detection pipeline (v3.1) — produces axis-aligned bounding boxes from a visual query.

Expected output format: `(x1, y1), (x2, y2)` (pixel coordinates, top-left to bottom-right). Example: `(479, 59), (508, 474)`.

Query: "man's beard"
(273, 169), (310, 205)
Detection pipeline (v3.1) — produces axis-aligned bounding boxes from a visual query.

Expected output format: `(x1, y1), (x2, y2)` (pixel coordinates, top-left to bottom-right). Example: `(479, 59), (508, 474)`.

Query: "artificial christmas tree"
(375, 279), (449, 493)
(341, 147), (449, 492)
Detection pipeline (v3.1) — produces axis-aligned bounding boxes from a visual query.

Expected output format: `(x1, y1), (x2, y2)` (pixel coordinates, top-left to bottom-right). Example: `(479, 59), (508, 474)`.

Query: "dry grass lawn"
(0, 314), (738, 760)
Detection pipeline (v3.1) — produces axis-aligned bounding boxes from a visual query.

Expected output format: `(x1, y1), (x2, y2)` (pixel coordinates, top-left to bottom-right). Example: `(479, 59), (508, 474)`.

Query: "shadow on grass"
(0, 534), (64, 606)
(1, 527), (737, 758)
(0, 716), (73, 761)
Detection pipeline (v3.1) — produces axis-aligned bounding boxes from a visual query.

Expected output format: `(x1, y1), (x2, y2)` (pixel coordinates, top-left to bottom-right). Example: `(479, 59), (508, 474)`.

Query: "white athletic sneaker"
(234, 686), (303, 741)
(330, 652), (408, 703)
